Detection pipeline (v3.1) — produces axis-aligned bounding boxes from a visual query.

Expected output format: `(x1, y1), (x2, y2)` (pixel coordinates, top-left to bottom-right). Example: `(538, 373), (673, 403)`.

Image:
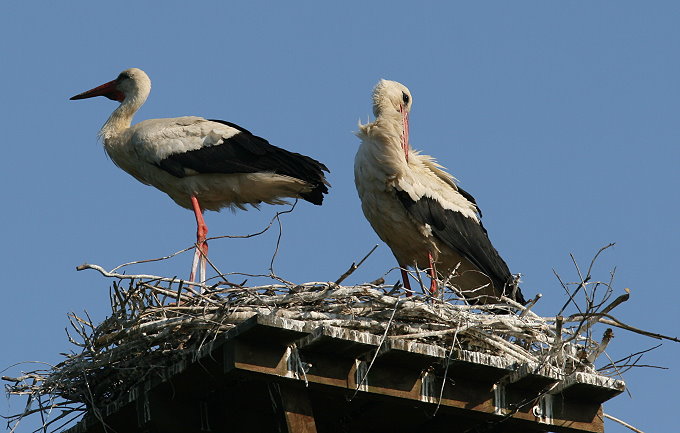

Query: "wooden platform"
(64, 314), (624, 433)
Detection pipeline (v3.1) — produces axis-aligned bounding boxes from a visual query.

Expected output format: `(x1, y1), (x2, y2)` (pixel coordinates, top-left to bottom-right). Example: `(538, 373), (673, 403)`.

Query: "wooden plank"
(221, 338), (607, 433)
(500, 362), (562, 393)
(447, 349), (514, 382)
(374, 339), (446, 368)
(227, 314), (311, 344)
(279, 384), (318, 433)
(550, 372), (625, 404)
(297, 325), (380, 358)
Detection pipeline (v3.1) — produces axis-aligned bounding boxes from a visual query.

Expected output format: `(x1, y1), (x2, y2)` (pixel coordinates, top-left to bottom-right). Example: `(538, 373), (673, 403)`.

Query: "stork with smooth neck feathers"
(354, 79), (525, 305)
(71, 68), (329, 283)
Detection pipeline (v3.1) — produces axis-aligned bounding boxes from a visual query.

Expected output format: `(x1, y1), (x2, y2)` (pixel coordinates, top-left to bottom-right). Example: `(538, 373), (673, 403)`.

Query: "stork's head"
(372, 79), (412, 117)
(70, 68), (151, 107)
(372, 79), (412, 161)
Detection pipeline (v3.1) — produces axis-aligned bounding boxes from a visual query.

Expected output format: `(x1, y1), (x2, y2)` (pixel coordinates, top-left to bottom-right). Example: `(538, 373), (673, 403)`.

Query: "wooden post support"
(279, 384), (318, 433)
(62, 315), (625, 433)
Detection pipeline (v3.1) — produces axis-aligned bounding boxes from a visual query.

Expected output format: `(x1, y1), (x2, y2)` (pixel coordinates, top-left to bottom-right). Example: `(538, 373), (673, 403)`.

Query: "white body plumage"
(354, 80), (523, 304)
(103, 116), (315, 211)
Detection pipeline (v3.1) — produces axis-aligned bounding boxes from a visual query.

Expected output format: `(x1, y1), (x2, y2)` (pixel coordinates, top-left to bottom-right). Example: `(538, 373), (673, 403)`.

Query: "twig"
(587, 243), (616, 279)
(587, 328), (614, 363)
(557, 244), (615, 317)
(107, 204), (300, 275)
(108, 245), (195, 273)
(335, 244), (379, 285)
(519, 293), (542, 318)
(432, 319), (465, 416)
(208, 203), (296, 242)
(563, 291), (630, 344)
(76, 264), (203, 292)
(599, 318), (680, 342)
(570, 252), (592, 307)
(603, 413), (644, 433)
(554, 268), (583, 316)
(265, 201), (298, 278)
(349, 298), (401, 401)
(598, 344), (663, 372)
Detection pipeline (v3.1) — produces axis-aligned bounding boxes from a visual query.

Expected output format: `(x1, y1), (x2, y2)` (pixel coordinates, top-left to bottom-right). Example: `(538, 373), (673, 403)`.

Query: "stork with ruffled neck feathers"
(354, 79), (524, 305)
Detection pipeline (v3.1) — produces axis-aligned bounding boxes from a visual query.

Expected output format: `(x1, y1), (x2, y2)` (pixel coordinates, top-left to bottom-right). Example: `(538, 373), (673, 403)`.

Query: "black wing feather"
(457, 185), (483, 218)
(395, 189), (524, 303)
(158, 119), (329, 205)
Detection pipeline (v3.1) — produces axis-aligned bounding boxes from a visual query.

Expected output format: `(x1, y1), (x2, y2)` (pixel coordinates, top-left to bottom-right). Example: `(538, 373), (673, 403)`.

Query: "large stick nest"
(3, 245), (676, 433)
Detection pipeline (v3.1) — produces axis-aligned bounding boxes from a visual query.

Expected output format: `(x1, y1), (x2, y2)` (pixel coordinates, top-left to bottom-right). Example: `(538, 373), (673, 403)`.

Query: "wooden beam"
(279, 384), (318, 433)
(222, 336), (609, 433)
(64, 316), (624, 433)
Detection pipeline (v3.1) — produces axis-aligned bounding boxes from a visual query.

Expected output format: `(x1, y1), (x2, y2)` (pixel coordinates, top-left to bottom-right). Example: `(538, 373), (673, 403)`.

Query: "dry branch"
(603, 413), (645, 433)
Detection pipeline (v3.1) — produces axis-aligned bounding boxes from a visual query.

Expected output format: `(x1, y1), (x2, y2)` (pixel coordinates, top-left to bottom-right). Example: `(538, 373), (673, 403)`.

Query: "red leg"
(427, 252), (438, 295)
(189, 196), (208, 284)
(400, 268), (413, 297)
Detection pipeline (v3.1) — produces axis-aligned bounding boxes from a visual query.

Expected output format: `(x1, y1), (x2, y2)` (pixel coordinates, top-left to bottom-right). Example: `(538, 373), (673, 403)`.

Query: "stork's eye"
(116, 72), (131, 82)
(402, 91), (410, 105)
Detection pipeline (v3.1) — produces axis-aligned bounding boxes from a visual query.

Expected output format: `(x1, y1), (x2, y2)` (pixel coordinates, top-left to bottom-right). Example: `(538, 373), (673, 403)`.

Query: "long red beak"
(70, 79), (124, 102)
(400, 106), (410, 162)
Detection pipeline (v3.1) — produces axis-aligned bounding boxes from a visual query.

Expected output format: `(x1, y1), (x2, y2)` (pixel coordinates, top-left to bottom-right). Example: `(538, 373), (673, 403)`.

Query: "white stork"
(354, 79), (525, 305)
(71, 68), (329, 283)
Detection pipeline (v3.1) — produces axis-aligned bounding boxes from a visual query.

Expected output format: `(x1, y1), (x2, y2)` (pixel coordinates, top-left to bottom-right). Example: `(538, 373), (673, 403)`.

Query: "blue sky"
(1, 2), (678, 432)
